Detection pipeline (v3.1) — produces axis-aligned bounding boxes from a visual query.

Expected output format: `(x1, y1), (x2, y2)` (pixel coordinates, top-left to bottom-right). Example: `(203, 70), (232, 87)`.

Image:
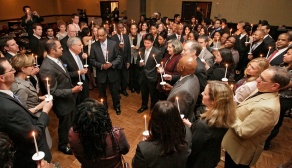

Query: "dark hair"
(198, 35), (209, 42)
(148, 101), (187, 157)
(259, 20), (269, 25)
(81, 27), (91, 38)
(218, 48), (235, 70)
(72, 98), (114, 161)
(189, 30), (199, 41)
(22, 5), (30, 12)
(211, 30), (224, 39)
(45, 26), (53, 32)
(0, 57), (8, 75)
(0, 132), (15, 168)
(221, 18), (227, 24)
(174, 14), (180, 19)
(71, 13), (79, 18)
(32, 23), (42, 30)
(158, 30), (168, 40)
(262, 24), (271, 29)
(214, 19), (222, 24)
(144, 33), (154, 42)
(45, 39), (58, 54)
(0, 36), (14, 48)
(161, 17), (168, 25)
(203, 18), (211, 25)
(243, 23), (251, 33)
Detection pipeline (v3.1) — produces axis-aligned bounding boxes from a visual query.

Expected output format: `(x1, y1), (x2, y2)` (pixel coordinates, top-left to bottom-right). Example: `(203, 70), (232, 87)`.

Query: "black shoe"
(58, 146), (73, 155)
(115, 107), (121, 115)
(121, 91), (129, 96)
(130, 88), (135, 93)
(137, 107), (148, 113)
(264, 142), (271, 150)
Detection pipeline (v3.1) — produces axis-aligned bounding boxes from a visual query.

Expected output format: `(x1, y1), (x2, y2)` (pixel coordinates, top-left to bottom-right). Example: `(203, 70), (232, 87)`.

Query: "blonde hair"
(244, 57), (269, 82)
(10, 54), (34, 74)
(200, 81), (236, 128)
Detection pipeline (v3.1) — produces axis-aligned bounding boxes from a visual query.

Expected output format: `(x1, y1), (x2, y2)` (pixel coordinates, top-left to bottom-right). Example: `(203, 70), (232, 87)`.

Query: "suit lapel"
(67, 52), (79, 70)
(46, 58), (70, 78)
(96, 41), (106, 62)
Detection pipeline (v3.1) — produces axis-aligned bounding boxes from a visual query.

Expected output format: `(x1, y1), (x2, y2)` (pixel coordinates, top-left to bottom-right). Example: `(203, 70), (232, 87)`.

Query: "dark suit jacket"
(0, 92), (51, 168)
(167, 74), (200, 121)
(21, 15), (44, 38)
(29, 36), (40, 54)
(60, 49), (87, 85)
(4, 52), (13, 61)
(269, 49), (287, 66)
(60, 36), (69, 51)
(111, 34), (131, 69)
(187, 119), (228, 168)
(39, 57), (76, 116)
(132, 126), (192, 168)
(90, 39), (122, 83)
(167, 34), (184, 43)
(137, 47), (162, 83)
(264, 35), (275, 49)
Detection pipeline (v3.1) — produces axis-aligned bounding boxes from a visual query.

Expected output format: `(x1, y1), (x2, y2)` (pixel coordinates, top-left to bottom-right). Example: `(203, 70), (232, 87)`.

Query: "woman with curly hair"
(184, 81), (236, 168)
(68, 98), (130, 168)
(132, 101), (192, 168)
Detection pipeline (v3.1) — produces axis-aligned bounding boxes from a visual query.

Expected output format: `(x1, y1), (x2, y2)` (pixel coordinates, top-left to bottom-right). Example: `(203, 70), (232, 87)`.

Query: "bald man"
(60, 24), (78, 50)
(165, 56), (200, 122)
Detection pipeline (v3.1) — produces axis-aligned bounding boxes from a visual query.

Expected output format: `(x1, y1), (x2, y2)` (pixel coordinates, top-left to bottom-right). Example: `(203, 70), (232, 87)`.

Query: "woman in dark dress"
(69, 98), (130, 168)
(184, 81), (236, 168)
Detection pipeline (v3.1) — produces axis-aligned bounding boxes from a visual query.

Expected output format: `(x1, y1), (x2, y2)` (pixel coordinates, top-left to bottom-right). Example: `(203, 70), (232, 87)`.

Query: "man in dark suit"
(0, 36), (19, 61)
(261, 24), (276, 49)
(21, 5), (44, 39)
(111, 22), (131, 96)
(39, 39), (82, 155)
(60, 24), (78, 51)
(0, 57), (52, 168)
(165, 56), (200, 122)
(90, 27), (122, 114)
(60, 37), (89, 105)
(29, 23), (42, 54)
(167, 24), (184, 43)
(268, 33), (291, 66)
(137, 34), (162, 113)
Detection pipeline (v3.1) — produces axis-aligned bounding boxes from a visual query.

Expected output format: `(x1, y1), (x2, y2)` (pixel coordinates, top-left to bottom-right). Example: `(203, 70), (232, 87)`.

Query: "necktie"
(251, 43), (259, 52)
(268, 50), (278, 62)
(101, 42), (107, 60)
(13, 94), (23, 105)
(144, 49), (149, 64)
(76, 55), (85, 80)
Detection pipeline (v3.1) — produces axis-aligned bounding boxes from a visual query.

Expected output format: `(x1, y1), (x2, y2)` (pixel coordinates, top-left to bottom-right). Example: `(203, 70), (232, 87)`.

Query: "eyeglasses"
(1, 68), (15, 75)
(258, 75), (273, 83)
(98, 34), (106, 37)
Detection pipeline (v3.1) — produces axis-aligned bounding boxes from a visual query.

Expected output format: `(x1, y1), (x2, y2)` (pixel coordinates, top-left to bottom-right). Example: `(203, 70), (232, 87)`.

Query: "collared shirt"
(179, 74), (192, 81)
(69, 49), (83, 70)
(47, 55), (66, 72)
(269, 47), (288, 62)
(144, 46), (153, 64)
(0, 90), (14, 97)
(73, 23), (81, 32)
(7, 52), (17, 56)
(33, 34), (41, 39)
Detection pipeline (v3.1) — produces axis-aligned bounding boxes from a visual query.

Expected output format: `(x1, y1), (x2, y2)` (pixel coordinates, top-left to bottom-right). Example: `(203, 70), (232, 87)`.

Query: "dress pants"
(129, 63), (140, 91)
(119, 65), (129, 92)
(76, 78), (90, 105)
(97, 76), (120, 109)
(141, 76), (158, 109)
(225, 152), (250, 168)
(57, 110), (74, 147)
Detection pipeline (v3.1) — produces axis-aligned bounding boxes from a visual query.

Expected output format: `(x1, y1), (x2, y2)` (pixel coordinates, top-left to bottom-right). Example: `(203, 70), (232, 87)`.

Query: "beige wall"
(143, 0), (292, 26)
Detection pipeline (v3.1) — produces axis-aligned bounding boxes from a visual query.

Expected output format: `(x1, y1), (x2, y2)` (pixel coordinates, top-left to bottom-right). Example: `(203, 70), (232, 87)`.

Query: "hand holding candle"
(266, 46), (272, 58)
(224, 64), (228, 78)
(139, 51), (144, 62)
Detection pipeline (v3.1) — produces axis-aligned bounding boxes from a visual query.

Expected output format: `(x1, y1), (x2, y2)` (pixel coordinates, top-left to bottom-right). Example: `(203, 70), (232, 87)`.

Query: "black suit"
(4, 52), (13, 61)
(167, 34), (184, 43)
(111, 34), (131, 92)
(264, 35), (276, 49)
(90, 39), (122, 109)
(60, 49), (89, 105)
(137, 47), (162, 109)
(0, 92), (51, 168)
(29, 35), (40, 54)
(60, 36), (69, 51)
(21, 15), (44, 39)
(269, 49), (287, 66)
(39, 57), (76, 147)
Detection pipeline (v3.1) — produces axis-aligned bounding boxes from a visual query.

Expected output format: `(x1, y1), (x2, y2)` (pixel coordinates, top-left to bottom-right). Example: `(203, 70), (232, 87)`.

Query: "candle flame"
(101, 98), (103, 103)
(32, 131), (35, 136)
(46, 78), (48, 81)
(176, 96), (179, 100)
(153, 54), (155, 57)
(225, 64), (228, 67)
(230, 28), (232, 32)
(269, 46), (271, 49)
(144, 115), (146, 118)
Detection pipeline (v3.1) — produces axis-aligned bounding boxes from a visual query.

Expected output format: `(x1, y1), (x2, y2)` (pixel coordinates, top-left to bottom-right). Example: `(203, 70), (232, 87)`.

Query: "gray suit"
(199, 48), (214, 68)
(167, 74), (200, 121)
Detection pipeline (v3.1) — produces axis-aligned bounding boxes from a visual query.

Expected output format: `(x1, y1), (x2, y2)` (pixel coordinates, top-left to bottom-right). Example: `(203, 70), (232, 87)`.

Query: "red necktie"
(268, 50), (278, 62)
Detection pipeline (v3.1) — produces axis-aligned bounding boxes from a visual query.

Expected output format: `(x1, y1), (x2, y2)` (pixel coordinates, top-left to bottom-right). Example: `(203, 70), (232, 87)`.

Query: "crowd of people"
(0, 4), (292, 168)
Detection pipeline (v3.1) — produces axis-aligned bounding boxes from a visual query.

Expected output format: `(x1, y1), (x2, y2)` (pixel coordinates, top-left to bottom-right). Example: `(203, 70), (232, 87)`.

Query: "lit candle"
(176, 97), (181, 113)
(160, 69), (164, 82)
(144, 115), (147, 131)
(224, 64), (228, 78)
(46, 78), (50, 96)
(161, 62), (165, 75)
(260, 54), (263, 58)
(246, 35), (248, 42)
(35, 55), (38, 66)
(153, 54), (158, 64)
(266, 46), (272, 58)
(32, 131), (39, 156)
(78, 70), (81, 82)
(230, 28), (232, 36)
(139, 51), (143, 60)
(101, 98), (103, 104)
(85, 55), (88, 65)
(230, 84), (234, 90)
(106, 51), (109, 62)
